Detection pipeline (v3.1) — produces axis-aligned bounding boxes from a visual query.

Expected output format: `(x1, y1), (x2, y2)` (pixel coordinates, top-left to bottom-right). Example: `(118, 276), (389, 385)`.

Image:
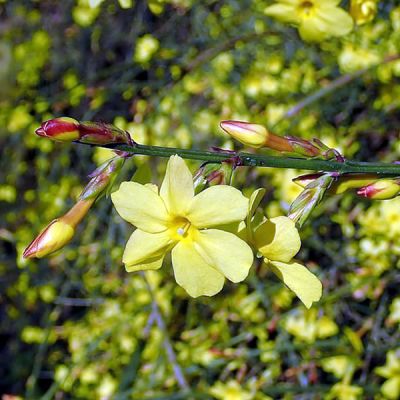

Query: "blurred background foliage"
(1, 0), (400, 399)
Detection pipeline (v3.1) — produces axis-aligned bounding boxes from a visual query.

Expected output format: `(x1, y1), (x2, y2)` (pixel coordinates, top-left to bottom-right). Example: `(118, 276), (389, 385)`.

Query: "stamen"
(177, 222), (191, 236)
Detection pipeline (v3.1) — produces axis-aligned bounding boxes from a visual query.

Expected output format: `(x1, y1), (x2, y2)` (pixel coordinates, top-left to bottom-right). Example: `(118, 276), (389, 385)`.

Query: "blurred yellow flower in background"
(264, 0), (354, 41)
(350, 0), (378, 25)
(111, 155), (253, 297)
(210, 380), (254, 400)
(375, 349), (400, 400)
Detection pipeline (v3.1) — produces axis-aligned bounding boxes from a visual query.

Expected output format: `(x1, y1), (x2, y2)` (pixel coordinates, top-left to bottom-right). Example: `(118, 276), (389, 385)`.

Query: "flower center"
(168, 217), (196, 241)
(299, 1), (315, 17)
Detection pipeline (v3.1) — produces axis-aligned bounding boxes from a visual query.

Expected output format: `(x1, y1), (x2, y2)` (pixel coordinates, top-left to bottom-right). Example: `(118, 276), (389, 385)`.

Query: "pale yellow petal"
(381, 377), (400, 400)
(264, 3), (299, 23)
(194, 229), (253, 282)
(299, 7), (353, 41)
(315, 6), (353, 36)
(254, 216), (300, 262)
(125, 256), (164, 272)
(248, 188), (266, 222)
(171, 241), (225, 297)
(112, 182), (169, 233)
(269, 260), (322, 308)
(123, 229), (172, 266)
(160, 155), (194, 215)
(187, 186), (248, 228)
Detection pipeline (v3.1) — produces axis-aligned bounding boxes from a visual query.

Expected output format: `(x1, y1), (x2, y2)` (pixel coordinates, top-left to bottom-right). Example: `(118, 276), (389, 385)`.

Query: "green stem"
(97, 143), (400, 176)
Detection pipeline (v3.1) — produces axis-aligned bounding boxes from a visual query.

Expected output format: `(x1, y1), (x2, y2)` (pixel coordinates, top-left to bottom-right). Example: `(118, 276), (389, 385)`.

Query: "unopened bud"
(219, 120), (265, 148)
(294, 173), (380, 195)
(357, 179), (400, 200)
(285, 136), (321, 158)
(350, 0), (378, 25)
(35, 117), (80, 142)
(330, 174), (379, 194)
(23, 199), (93, 258)
(293, 173), (325, 188)
(193, 162), (233, 194)
(78, 121), (132, 145)
(288, 174), (334, 227)
(35, 118), (133, 146)
(24, 155), (125, 259)
(80, 156), (125, 200)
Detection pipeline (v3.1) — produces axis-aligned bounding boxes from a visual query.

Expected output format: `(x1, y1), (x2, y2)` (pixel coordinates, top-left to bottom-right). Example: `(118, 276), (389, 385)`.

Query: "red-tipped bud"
(35, 118), (133, 146)
(23, 199), (93, 258)
(357, 179), (400, 200)
(24, 154), (125, 259)
(35, 117), (80, 142)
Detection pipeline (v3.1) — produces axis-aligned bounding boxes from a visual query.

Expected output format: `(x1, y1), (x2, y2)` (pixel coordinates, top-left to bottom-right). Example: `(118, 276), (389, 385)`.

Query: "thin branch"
(141, 273), (190, 392)
(87, 142), (400, 175)
(282, 54), (400, 119)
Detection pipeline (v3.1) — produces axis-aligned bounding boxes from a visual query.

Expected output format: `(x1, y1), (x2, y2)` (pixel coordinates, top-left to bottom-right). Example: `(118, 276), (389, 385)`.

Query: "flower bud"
(293, 173), (325, 188)
(350, 0), (378, 25)
(24, 154), (126, 259)
(330, 174), (379, 194)
(357, 179), (400, 200)
(220, 120), (272, 149)
(35, 117), (80, 142)
(78, 121), (133, 145)
(285, 136), (321, 157)
(288, 174), (334, 227)
(23, 199), (93, 258)
(80, 156), (125, 200)
(193, 162), (233, 194)
(35, 118), (133, 146)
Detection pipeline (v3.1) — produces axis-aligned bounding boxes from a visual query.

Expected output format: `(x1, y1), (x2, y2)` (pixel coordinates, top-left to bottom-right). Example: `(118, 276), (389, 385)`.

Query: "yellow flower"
(240, 189), (322, 308)
(111, 155), (253, 297)
(350, 0), (378, 25)
(264, 0), (354, 42)
(375, 349), (400, 400)
(210, 380), (253, 400)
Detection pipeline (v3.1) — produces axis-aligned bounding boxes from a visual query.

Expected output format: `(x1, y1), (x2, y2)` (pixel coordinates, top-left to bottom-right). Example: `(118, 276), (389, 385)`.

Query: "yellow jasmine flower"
(240, 189), (322, 308)
(375, 349), (400, 400)
(210, 380), (253, 400)
(264, 0), (354, 42)
(350, 0), (378, 25)
(111, 155), (253, 297)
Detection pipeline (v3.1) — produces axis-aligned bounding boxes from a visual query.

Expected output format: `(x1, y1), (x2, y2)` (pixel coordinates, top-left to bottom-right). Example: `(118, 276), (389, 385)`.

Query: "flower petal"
(248, 188), (266, 222)
(316, 6), (354, 36)
(172, 241), (225, 297)
(187, 186), (248, 228)
(194, 229), (253, 283)
(264, 3), (299, 23)
(254, 216), (301, 262)
(160, 155), (194, 215)
(122, 229), (172, 267)
(125, 256), (164, 273)
(299, 7), (353, 41)
(269, 260), (322, 308)
(112, 182), (169, 233)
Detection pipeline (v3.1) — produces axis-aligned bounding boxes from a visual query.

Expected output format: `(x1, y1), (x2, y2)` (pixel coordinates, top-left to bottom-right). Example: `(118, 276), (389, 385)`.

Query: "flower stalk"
(89, 141), (400, 176)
